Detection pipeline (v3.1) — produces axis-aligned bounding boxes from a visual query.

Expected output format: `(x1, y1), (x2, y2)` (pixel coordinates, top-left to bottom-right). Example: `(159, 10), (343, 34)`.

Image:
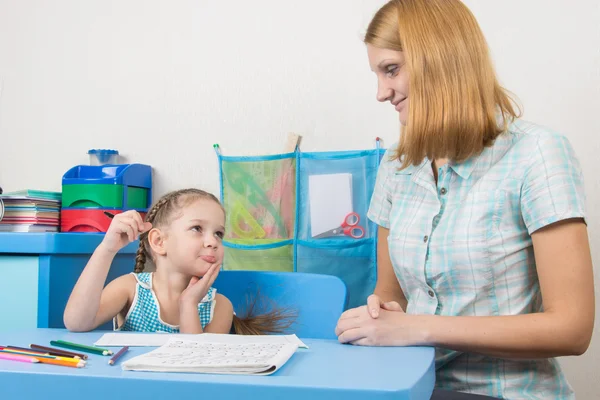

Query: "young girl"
(64, 188), (291, 335)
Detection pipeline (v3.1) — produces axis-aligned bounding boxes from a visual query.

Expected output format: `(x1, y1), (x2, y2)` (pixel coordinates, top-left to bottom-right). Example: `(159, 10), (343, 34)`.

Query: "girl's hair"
(365, 0), (521, 168)
(134, 188), (296, 335)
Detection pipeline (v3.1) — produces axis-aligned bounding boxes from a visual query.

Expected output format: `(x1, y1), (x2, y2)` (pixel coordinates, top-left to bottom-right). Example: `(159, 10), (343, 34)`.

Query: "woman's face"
(367, 44), (409, 125)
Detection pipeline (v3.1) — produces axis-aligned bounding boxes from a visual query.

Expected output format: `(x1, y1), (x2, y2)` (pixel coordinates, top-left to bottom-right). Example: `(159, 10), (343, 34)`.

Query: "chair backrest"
(213, 271), (347, 340)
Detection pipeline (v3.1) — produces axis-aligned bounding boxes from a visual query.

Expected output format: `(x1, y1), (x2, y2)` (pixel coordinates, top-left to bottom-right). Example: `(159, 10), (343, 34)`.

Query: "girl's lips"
(200, 255), (217, 263)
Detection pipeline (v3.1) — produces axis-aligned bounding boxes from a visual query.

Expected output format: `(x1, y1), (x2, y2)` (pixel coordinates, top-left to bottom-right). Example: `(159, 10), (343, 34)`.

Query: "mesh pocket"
(223, 240), (293, 272)
(222, 156), (295, 240)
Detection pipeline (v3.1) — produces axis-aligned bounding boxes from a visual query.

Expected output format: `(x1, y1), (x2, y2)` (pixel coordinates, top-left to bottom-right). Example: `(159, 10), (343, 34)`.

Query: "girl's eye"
(191, 225), (202, 232)
(215, 231), (224, 239)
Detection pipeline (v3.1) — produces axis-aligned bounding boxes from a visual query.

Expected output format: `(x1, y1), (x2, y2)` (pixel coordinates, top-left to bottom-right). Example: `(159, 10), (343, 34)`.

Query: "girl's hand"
(101, 210), (152, 254)
(335, 303), (425, 346)
(179, 263), (221, 308)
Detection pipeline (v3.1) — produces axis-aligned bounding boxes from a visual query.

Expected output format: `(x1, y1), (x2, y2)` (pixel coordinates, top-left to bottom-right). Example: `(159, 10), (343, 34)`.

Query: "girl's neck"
(152, 264), (190, 297)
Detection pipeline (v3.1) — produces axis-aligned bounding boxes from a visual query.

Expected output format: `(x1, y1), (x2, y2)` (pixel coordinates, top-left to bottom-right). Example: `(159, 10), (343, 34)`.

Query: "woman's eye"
(386, 65), (399, 77)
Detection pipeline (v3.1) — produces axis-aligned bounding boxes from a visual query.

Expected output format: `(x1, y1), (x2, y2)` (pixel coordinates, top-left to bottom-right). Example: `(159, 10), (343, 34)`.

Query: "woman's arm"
(370, 226), (407, 312)
(419, 218), (594, 358)
(337, 219), (595, 358)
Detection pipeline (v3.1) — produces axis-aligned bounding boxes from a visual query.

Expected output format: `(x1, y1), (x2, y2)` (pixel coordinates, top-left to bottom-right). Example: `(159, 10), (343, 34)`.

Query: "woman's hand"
(366, 293), (404, 318)
(335, 301), (426, 346)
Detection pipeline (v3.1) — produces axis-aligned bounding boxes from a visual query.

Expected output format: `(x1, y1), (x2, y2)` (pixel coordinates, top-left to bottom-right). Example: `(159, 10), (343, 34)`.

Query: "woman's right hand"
(367, 294), (404, 318)
(101, 210), (152, 253)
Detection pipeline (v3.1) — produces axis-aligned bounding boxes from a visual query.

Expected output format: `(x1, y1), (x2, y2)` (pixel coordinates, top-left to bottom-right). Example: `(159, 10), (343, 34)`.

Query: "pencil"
(29, 344), (86, 360)
(0, 353), (39, 363)
(103, 211), (115, 219)
(50, 340), (112, 356)
(5, 345), (56, 356)
(108, 346), (129, 366)
(36, 357), (85, 368)
(0, 349), (83, 364)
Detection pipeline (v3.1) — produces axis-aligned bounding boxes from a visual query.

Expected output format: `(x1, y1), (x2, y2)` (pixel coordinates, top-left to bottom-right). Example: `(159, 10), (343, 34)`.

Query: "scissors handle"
(343, 212), (360, 227)
(343, 225), (365, 239)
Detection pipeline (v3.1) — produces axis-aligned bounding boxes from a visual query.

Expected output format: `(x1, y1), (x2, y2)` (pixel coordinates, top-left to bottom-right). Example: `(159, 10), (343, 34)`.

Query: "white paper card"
(308, 173), (353, 237)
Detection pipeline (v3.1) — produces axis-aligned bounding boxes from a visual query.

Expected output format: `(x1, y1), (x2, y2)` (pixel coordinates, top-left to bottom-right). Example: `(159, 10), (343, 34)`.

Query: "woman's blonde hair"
(365, 0), (521, 167)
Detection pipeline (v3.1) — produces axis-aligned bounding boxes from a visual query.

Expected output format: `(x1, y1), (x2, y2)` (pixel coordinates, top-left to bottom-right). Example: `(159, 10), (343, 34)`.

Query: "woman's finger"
(350, 337), (372, 346)
(367, 294), (382, 318)
(334, 315), (363, 336)
(339, 306), (364, 320)
(381, 301), (404, 312)
(337, 327), (367, 344)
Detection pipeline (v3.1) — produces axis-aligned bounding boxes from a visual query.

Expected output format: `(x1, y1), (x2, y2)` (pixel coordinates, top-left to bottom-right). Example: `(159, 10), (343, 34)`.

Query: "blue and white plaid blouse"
(115, 272), (216, 333)
(368, 119), (586, 399)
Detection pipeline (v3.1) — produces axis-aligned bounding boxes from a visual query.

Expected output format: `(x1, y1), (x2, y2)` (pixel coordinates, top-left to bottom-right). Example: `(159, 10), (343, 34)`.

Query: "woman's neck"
(432, 158), (448, 183)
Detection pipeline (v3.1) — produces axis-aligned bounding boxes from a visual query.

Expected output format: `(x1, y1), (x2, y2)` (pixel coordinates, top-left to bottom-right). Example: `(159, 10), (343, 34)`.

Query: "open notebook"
(122, 337), (298, 375)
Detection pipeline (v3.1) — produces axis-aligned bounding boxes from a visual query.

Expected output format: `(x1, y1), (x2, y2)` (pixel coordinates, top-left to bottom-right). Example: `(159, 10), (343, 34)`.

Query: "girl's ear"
(148, 228), (167, 256)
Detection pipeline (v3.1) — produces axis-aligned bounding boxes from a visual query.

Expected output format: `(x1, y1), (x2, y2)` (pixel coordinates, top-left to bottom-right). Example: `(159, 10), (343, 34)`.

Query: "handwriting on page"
(145, 341), (286, 366)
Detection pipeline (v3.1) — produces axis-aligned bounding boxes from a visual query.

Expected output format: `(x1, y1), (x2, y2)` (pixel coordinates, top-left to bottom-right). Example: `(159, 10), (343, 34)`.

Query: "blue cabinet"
(0, 233), (137, 331)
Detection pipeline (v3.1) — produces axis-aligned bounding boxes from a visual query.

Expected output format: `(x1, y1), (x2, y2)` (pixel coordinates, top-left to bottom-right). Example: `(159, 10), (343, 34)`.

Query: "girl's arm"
(63, 244), (134, 331)
(203, 294), (234, 333)
(63, 211), (150, 332)
(337, 219), (595, 358)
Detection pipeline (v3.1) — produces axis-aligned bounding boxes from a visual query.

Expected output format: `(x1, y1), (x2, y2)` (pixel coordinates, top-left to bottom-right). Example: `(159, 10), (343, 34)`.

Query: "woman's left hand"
(335, 304), (426, 346)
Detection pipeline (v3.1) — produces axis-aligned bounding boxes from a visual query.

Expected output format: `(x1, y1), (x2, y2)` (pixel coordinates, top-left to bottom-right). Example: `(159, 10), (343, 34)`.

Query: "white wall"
(0, 1), (598, 398)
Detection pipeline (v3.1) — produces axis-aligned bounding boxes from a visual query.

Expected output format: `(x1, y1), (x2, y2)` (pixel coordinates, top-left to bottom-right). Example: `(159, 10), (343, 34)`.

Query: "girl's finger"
(119, 221), (135, 242)
(131, 212), (146, 231)
(187, 276), (200, 289)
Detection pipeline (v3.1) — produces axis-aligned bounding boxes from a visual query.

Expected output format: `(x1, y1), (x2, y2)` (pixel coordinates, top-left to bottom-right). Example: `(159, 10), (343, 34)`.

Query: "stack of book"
(0, 190), (61, 232)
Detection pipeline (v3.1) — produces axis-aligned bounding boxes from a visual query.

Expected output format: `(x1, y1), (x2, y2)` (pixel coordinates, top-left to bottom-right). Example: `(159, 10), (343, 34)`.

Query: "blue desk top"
(0, 329), (436, 400)
(0, 232), (138, 254)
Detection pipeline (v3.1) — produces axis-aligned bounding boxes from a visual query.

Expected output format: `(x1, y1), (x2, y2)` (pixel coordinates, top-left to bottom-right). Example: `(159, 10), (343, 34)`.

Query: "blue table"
(0, 329), (436, 399)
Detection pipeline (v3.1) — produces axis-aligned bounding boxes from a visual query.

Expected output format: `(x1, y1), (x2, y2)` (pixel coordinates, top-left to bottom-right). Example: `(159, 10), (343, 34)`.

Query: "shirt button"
(423, 235), (429, 243)
(440, 188), (447, 195)
(428, 290), (435, 297)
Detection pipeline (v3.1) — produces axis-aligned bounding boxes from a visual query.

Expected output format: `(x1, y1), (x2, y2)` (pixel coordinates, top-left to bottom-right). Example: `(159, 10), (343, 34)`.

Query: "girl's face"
(162, 198), (226, 277)
(367, 44), (410, 125)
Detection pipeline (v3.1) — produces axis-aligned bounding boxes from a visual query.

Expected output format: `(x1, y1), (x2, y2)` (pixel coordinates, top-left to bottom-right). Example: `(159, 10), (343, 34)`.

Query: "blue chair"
(213, 271), (347, 339)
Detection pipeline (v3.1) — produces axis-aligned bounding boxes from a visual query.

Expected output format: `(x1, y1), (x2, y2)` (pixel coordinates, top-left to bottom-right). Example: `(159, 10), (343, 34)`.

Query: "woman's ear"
(148, 228), (167, 256)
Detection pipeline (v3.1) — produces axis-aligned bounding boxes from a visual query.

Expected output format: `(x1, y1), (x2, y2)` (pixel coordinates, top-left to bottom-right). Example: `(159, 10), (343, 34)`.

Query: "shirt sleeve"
(521, 133), (586, 234)
(367, 148), (397, 229)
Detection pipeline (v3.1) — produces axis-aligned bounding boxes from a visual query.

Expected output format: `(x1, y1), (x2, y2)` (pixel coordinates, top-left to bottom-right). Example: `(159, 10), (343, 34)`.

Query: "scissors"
(314, 212), (365, 239)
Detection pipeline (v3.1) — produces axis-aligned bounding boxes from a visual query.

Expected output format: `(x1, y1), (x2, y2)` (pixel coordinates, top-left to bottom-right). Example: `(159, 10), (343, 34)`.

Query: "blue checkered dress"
(115, 272), (216, 332)
(368, 119), (585, 399)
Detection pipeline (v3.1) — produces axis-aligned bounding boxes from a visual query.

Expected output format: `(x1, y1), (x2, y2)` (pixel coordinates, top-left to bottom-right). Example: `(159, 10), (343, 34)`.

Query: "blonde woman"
(335, 1), (595, 399)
